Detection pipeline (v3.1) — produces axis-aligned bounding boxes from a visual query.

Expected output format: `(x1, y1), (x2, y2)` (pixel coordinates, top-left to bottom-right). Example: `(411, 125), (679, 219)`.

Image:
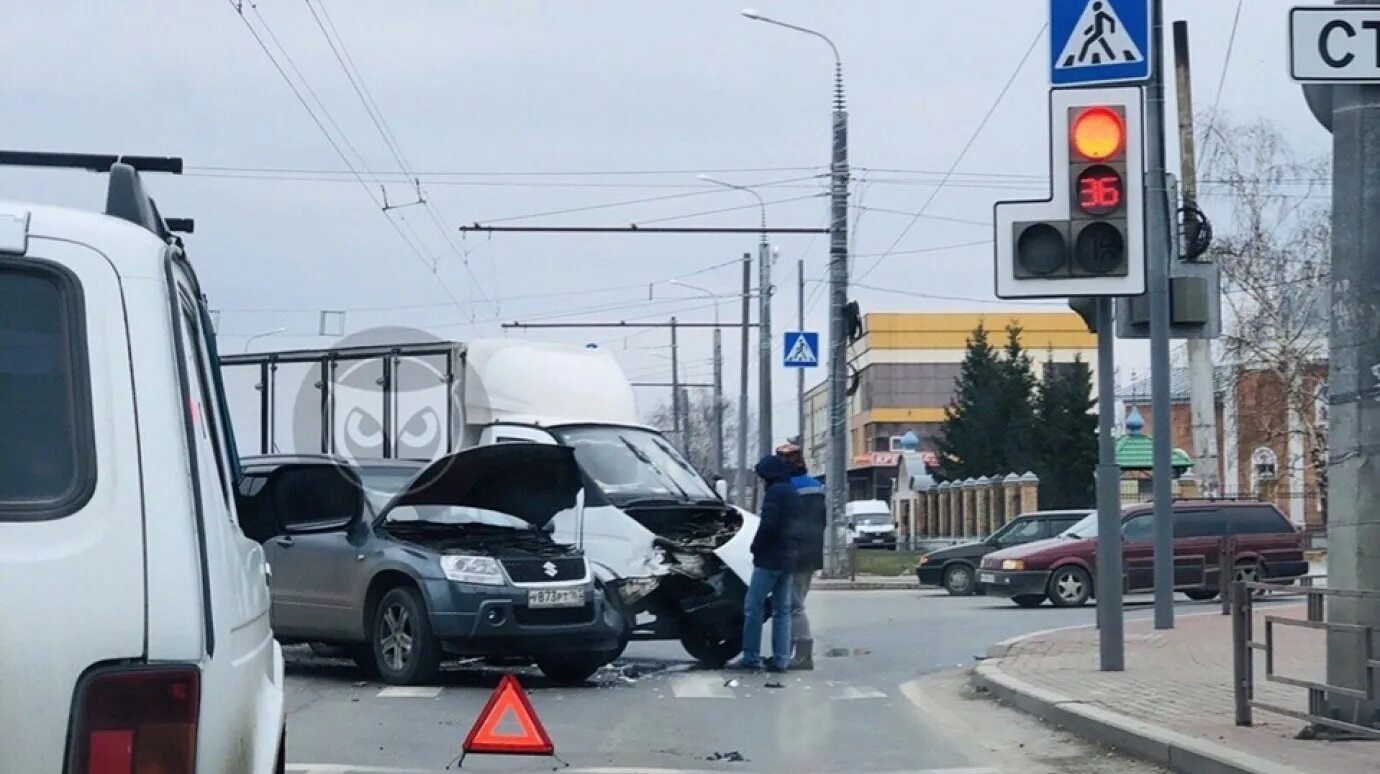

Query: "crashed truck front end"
(544, 425), (759, 665)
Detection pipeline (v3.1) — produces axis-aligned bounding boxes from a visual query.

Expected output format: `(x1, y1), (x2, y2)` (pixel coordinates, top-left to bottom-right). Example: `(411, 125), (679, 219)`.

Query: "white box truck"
(221, 337), (758, 665)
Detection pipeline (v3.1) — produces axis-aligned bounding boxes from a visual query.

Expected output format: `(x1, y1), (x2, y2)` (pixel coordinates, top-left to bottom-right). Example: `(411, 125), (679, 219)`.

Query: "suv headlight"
(1001, 559), (1026, 571)
(440, 555), (505, 586)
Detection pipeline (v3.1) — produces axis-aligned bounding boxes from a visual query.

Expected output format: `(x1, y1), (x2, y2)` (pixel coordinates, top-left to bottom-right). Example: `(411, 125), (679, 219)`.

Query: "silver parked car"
(237, 443), (628, 685)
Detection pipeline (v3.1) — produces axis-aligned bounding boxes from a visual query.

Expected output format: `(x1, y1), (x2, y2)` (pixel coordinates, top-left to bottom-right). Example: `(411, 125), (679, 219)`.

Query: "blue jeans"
(741, 566), (793, 668)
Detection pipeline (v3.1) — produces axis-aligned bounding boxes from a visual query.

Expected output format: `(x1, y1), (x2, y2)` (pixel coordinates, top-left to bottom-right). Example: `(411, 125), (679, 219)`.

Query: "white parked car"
(0, 153), (285, 773)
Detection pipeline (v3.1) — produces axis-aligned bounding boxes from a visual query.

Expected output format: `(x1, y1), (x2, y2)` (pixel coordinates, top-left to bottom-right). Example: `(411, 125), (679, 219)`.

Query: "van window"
(0, 262), (94, 519)
(1122, 513), (1155, 542)
(1228, 505), (1294, 535)
(1174, 509), (1228, 538)
(177, 300), (231, 506)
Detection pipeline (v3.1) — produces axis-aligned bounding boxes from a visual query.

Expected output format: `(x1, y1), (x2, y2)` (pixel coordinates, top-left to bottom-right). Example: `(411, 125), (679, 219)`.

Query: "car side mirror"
(714, 478), (730, 501)
(267, 463), (364, 534)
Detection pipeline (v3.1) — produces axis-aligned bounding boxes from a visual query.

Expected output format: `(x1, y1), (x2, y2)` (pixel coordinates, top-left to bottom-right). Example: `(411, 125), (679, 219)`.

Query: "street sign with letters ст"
(1050, 0), (1152, 86)
(1290, 6), (1380, 83)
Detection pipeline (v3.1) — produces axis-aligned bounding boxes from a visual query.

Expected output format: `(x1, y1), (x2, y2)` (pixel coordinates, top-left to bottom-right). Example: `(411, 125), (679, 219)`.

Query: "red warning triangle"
(462, 673), (554, 756)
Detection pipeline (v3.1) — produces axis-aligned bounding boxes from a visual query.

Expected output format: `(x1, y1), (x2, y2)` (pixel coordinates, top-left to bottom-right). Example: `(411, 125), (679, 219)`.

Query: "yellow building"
(803, 312), (1097, 501)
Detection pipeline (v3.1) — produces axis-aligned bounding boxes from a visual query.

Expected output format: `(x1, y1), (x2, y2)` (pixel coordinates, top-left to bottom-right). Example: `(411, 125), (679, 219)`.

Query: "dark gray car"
(237, 444), (627, 686)
(915, 510), (1091, 595)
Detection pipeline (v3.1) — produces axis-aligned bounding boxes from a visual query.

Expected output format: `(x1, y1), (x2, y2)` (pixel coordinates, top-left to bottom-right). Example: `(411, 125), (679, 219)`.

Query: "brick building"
(1121, 363), (1327, 529)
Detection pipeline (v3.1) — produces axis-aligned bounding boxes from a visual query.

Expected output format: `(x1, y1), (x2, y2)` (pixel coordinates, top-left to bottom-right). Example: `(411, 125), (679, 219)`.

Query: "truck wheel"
(942, 563), (975, 596)
(1047, 566), (1092, 607)
(536, 653), (610, 685)
(371, 587), (442, 685)
(1012, 595), (1045, 608)
(679, 620), (743, 667)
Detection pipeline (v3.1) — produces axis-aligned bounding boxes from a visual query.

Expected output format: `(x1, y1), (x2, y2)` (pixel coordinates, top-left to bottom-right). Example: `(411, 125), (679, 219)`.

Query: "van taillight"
(70, 666), (200, 774)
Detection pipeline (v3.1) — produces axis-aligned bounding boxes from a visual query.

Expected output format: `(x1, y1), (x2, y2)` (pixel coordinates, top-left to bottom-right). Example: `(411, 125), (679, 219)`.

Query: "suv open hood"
(381, 443), (584, 528)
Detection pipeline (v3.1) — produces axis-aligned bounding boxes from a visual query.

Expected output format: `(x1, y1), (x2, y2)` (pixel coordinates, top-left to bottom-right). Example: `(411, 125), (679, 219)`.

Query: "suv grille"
(501, 556), (586, 584)
(513, 603), (596, 626)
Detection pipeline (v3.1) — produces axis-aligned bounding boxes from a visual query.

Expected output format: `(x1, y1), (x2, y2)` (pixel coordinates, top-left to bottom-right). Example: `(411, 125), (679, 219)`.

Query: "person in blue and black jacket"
(729, 453), (801, 672)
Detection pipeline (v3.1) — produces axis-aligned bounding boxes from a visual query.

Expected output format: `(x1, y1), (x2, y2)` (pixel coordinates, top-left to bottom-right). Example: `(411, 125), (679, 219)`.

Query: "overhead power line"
(856, 23), (1047, 283)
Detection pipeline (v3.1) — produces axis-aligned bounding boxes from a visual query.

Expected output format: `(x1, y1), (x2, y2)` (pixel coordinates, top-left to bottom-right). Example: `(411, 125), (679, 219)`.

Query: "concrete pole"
(712, 324), (725, 478)
(759, 232), (773, 461)
(736, 252), (751, 507)
(670, 316), (683, 451)
(797, 257), (806, 445)
(1173, 20), (1221, 498)
(826, 60), (850, 577)
(1095, 298), (1125, 671)
(1146, 0), (1176, 631)
(1325, 0), (1380, 722)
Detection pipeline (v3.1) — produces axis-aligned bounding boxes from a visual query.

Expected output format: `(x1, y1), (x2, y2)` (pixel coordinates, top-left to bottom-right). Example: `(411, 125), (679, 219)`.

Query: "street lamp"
(698, 174), (773, 474)
(671, 280), (726, 481)
(742, 7), (849, 577)
(243, 327), (287, 353)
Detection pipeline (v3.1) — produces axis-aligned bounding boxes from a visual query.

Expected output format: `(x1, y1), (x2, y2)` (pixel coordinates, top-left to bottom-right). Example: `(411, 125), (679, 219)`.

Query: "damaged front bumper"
(421, 579), (625, 657)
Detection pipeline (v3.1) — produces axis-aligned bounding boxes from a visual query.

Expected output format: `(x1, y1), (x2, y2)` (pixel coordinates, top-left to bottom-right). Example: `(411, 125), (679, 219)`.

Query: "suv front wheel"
(372, 586), (442, 685)
(1047, 566), (1092, 607)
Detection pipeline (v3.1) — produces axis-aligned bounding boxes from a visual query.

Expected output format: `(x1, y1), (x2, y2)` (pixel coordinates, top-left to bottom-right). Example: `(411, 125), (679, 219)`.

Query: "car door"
(1121, 513), (1156, 591)
(1172, 508), (1223, 588)
(260, 464), (364, 639)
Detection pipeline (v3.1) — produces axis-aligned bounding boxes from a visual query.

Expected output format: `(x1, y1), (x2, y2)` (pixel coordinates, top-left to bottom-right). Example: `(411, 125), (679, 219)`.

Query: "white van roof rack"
(0, 150), (187, 240)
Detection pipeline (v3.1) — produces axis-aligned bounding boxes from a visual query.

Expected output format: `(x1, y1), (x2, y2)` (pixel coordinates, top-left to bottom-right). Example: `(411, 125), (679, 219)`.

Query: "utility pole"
(742, 9), (848, 576)
(1324, 0), (1380, 726)
(670, 316), (683, 451)
(1145, 0), (1176, 631)
(712, 324), (724, 479)
(797, 258), (806, 445)
(738, 252), (752, 507)
(1173, 20), (1221, 499)
(759, 231), (773, 462)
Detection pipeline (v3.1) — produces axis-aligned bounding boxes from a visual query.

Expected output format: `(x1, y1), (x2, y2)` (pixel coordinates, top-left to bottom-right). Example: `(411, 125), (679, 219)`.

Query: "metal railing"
(1231, 579), (1380, 738)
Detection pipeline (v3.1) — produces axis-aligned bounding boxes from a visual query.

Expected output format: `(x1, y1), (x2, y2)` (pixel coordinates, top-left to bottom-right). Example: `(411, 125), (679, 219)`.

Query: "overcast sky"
(0, 1), (1330, 438)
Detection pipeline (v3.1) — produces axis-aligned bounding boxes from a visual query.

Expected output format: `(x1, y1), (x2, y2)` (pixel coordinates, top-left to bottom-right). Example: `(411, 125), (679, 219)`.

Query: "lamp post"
(243, 327), (286, 353)
(699, 174), (772, 466)
(742, 8), (848, 576)
(670, 280), (726, 479)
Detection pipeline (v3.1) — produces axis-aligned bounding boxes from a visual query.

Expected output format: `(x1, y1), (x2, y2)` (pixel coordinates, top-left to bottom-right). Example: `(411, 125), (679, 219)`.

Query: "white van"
(0, 153), (285, 773)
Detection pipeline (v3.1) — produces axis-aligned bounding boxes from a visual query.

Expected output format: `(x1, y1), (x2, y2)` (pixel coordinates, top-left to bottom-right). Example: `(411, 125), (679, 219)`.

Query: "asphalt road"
(282, 589), (1214, 773)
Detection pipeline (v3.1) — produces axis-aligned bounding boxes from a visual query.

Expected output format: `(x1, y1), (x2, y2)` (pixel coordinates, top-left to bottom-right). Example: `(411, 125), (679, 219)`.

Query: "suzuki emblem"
(542, 561), (558, 578)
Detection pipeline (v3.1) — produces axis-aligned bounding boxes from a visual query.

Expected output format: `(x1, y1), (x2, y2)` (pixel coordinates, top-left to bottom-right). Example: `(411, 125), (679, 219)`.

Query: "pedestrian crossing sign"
(783, 331), (820, 368)
(1050, 0), (1151, 86)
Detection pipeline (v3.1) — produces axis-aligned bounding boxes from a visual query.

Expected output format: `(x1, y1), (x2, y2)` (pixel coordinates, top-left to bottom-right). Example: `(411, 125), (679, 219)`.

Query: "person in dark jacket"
(777, 443), (825, 670)
(730, 453), (801, 672)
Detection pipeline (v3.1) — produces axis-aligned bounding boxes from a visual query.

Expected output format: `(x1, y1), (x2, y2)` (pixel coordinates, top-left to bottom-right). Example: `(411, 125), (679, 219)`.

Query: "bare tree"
(646, 391), (744, 482)
(1200, 115), (1329, 514)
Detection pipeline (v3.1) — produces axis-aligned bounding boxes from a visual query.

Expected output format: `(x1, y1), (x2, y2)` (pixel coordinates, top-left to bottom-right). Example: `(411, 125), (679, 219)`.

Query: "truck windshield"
(552, 426), (715, 503)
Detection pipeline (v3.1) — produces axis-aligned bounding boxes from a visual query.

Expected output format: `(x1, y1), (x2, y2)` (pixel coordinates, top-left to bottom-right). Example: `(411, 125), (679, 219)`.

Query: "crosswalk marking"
(289, 767), (997, 774)
(668, 673), (737, 698)
(375, 686), (442, 698)
(666, 674), (887, 700)
(830, 684), (888, 700)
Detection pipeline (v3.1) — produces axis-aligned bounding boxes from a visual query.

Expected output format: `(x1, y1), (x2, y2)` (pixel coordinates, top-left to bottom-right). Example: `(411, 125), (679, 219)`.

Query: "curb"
(971, 654), (1310, 774)
(813, 580), (923, 591)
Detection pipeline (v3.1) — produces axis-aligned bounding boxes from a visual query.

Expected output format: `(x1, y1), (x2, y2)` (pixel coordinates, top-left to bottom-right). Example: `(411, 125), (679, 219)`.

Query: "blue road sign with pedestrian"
(783, 332), (820, 368)
(1050, 0), (1151, 86)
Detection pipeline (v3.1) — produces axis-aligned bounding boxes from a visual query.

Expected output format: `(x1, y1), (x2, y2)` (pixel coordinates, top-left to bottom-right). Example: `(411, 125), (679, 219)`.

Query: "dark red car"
(978, 500), (1309, 608)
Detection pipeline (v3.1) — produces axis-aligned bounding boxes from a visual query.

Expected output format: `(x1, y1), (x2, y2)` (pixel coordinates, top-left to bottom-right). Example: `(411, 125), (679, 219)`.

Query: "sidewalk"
(973, 605), (1376, 774)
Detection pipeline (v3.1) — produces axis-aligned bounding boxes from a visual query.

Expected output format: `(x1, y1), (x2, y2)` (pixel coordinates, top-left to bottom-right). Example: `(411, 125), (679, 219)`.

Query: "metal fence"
(1231, 579), (1380, 738)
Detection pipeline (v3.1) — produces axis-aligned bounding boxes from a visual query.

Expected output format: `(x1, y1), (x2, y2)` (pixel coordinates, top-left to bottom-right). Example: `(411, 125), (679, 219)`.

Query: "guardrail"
(1231, 578), (1380, 738)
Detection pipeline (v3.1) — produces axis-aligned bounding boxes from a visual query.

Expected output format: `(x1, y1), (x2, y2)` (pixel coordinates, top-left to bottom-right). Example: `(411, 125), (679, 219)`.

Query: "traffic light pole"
(1095, 297), (1125, 671)
(1145, 0), (1176, 631)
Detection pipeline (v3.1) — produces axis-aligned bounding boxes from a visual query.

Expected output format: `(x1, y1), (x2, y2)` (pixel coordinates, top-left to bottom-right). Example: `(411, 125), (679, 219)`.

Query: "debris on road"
(704, 750), (747, 762)
(764, 681), (785, 689)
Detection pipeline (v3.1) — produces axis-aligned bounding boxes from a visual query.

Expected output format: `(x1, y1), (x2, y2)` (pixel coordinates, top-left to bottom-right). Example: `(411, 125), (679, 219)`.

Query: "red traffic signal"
(1070, 106), (1126, 161)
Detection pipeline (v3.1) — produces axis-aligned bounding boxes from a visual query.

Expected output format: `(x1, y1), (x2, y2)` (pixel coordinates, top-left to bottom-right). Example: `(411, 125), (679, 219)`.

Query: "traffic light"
(995, 87), (1145, 299)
